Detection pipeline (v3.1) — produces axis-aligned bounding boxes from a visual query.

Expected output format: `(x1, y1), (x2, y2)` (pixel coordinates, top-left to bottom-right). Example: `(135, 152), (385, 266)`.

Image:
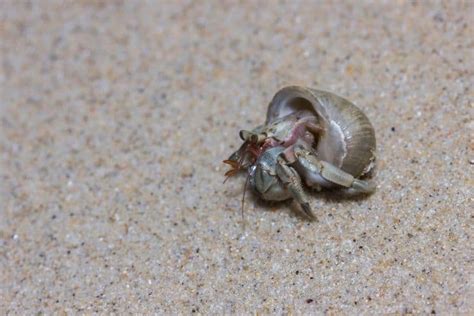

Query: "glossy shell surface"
(266, 86), (376, 177)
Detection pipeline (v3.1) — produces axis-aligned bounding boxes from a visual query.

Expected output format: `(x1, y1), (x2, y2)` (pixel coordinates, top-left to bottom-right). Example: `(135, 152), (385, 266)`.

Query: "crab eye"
(239, 130), (267, 144)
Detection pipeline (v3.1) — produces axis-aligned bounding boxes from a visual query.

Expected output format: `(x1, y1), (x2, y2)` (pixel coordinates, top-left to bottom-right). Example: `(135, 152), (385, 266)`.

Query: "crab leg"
(294, 146), (375, 194)
(275, 156), (317, 221)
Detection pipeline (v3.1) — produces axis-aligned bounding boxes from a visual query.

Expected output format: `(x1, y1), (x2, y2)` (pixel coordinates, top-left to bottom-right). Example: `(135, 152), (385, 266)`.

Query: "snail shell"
(266, 86), (376, 177)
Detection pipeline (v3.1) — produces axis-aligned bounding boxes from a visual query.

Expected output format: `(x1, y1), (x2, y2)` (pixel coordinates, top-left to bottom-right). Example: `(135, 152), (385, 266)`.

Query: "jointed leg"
(305, 121), (325, 135)
(350, 178), (376, 193)
(275, 156), (317, 221)
(294, 146), (376, 194)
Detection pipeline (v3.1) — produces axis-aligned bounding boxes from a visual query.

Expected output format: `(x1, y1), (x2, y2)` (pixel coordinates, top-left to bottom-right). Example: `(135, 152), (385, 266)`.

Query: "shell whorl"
(266, 86), (376, 177)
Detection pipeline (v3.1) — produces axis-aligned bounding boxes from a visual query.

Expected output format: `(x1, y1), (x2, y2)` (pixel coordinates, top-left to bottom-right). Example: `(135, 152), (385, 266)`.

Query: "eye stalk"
(239, 130), (267, 144)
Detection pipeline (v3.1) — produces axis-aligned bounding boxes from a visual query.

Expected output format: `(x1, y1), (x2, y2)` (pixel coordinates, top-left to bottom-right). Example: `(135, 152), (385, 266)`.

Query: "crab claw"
(223, 159), (241, 173)
(223, 159), (240, 167)
(223, 159), (243, 182)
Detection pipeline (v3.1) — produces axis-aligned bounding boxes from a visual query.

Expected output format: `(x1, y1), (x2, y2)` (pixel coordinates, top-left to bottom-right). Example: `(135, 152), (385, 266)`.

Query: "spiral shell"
(266, 86), (376, 177)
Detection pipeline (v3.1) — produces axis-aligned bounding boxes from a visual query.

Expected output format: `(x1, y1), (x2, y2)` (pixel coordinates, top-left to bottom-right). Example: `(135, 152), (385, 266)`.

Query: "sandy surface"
(1, 1), (473, 314)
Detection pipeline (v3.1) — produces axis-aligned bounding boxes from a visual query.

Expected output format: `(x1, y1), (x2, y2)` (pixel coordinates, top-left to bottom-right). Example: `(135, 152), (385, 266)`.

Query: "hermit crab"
(224, 86), (376, 220)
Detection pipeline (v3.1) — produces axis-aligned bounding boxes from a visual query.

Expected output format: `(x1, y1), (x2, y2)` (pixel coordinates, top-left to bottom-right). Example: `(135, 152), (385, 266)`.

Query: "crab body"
(223, 111), (319, 177)
(224, 86), (377, 220)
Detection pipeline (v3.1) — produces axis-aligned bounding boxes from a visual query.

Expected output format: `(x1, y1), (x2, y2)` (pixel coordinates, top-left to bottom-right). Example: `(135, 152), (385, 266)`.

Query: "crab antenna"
(223, 174), (231, 184)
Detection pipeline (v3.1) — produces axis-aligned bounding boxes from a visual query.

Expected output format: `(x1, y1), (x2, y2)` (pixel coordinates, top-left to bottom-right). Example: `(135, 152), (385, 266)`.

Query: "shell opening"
(280, 97), (315, 117)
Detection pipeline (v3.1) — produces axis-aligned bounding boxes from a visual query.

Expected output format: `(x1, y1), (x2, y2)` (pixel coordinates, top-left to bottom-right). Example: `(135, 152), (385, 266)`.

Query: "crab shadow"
(246, 188), (373, 221)
(312, 189), (373, 203)
(246, 192), (306, 221)
(224, 172), (375, 221)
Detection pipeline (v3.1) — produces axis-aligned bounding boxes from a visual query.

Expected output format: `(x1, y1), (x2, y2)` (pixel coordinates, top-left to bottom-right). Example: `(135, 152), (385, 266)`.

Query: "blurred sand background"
(1, 1), (473, 314)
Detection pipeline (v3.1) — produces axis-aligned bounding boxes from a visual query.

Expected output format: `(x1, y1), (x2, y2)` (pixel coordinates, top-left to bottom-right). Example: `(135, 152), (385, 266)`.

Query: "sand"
(1, 1), (473, 314)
